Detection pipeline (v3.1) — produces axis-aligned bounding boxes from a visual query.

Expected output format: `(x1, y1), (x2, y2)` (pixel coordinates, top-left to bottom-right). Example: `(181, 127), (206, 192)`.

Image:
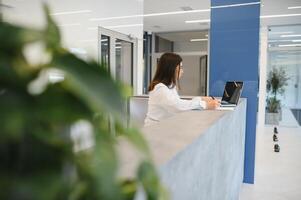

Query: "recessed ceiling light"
(269, 31), (294, 35)
(281, 34), (301, 38)
(278, 44), (301, 47)
(90, 14), (143, 21)
(51, 10), (92, 16)
(211, 2), (260, 9)
(105, 24), (143, 28)
(185, 19), (210, 24)
(288, 6), (301, 10)
(90, 9), (210, 21)
(261, 13), (301, 18)
(146, 9), (210, 17)
(190, 38), (208, 42)
(268, 39), (293, 42)
(186, 13), (301, 24)
(69, 47), (87, 55)
(292, 40), (301, 42)
(58, 23), (81, 27)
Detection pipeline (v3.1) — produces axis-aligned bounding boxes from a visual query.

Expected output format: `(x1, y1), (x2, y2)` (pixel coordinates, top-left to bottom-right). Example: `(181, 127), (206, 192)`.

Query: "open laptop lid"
(221, 81), (244, 105)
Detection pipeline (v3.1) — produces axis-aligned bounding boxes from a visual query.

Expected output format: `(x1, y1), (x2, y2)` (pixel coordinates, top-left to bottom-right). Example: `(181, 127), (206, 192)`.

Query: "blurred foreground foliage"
(0, 5), (166, 200)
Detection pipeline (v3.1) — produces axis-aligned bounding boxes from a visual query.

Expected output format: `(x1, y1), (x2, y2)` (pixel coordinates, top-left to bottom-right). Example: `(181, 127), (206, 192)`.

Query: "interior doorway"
(98, 27), (138, 89)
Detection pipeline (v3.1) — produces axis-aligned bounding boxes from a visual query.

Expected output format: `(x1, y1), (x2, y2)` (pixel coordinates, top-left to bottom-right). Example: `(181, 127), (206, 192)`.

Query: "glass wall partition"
(266, 25), (301, 127)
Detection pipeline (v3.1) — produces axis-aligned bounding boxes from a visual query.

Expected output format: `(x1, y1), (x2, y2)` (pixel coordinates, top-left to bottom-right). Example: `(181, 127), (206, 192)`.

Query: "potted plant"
(0, 6), (167, 200)
(265, 67), (289, 125)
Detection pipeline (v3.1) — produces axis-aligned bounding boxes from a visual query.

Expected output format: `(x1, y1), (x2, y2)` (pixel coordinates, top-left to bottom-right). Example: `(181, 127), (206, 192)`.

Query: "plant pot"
(265, 112), (280, 125)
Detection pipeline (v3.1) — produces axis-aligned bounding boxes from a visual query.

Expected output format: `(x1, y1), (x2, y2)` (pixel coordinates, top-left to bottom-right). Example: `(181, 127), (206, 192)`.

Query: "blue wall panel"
(209, 0), (260, 184)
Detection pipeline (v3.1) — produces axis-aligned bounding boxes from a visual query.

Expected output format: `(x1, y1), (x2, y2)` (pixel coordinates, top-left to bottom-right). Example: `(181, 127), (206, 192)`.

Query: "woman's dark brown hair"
(148, 52), (182, 91)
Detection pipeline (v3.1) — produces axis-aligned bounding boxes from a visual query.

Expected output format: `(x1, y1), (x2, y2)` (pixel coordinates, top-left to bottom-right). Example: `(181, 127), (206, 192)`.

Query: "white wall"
(257, 27), (268, 130)
(173, 41), (208, 52)
(2, 0), (144, 94)
(177, 55), (203, 96)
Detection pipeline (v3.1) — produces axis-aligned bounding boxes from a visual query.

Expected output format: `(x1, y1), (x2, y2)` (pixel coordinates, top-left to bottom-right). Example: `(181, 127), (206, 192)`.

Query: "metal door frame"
(98, 27), (138, 90)
(200, 55), (208, 96)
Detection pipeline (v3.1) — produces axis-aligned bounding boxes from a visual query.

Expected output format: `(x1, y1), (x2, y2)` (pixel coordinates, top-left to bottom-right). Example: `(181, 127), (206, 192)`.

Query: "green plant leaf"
(115, 123), (150, 158)
(137, 161), (161, 200)
(0, 22), (43, 55)
(266, 97), (280, 113)
(43, 4), (61, 52)
(0, 172), (69, 200)
(68, 181), (88, 200)
(1, 5), (166, 200)
(119, 179), (137, 200)
(51, 51), (124, 118)
(0, 22), (43, 77)
(74, 127), (122, 200)
(266, 67), (290, 99)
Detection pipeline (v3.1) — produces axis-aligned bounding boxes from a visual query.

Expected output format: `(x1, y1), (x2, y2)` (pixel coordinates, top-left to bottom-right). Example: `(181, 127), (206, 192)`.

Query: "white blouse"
(144, 83), (207, 126)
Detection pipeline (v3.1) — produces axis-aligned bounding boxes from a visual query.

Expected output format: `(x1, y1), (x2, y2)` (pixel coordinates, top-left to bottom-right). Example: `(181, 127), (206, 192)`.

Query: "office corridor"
(239, 126), (301, 200)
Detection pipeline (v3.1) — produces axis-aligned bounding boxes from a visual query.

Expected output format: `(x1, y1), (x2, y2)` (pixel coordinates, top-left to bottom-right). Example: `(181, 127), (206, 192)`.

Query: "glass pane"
(101, 35), (110, 70)
(115, 39), (133, 86)
(266, 25), (301, 127)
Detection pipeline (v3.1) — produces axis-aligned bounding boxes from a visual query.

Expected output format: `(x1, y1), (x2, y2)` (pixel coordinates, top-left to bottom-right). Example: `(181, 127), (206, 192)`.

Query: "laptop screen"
(221, 81), (243, 104)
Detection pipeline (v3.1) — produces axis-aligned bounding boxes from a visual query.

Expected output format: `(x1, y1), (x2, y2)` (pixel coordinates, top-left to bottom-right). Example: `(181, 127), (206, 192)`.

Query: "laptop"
(220, 81), (243, 107)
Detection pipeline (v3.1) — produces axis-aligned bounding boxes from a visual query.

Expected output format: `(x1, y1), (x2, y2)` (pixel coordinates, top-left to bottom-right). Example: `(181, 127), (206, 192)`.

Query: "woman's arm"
(157, 87), (206, 112)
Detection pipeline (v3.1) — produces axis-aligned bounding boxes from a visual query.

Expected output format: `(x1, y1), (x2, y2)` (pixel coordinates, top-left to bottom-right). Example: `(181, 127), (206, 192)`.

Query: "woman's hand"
(200, 96), (220, 109)
(206, 99), (220, 109)
(201, 96), (212, 102)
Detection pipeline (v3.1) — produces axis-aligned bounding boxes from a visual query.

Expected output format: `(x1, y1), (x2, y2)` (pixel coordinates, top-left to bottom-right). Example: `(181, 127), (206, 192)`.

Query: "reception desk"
(119, 98), (247, 200)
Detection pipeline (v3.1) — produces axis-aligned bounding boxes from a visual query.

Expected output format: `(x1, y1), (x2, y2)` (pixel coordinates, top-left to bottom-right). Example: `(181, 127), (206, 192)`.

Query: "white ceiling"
(144, 0), (301, 32)
(144, 0), (210, 14)
(3, 0), (301, 33)
(144, 0), (210, 32)
(3, 0), (301, 34)
(1, 0), (144, 58)
(1, 0), (301, 54)
(2, 0), (143, 27)
(157, 31), (208, 43)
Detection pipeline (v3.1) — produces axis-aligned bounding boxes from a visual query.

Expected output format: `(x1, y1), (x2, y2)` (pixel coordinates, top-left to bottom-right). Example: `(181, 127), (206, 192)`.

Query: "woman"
(144, 52), (220, 126)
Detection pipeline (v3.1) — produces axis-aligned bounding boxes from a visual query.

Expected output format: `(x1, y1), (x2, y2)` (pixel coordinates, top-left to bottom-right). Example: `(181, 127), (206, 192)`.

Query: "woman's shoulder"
(154, 83), (166, 89)
(149, 83), (168, 94)
(153, 83), (175, 92)
(150, 83), (176, 96)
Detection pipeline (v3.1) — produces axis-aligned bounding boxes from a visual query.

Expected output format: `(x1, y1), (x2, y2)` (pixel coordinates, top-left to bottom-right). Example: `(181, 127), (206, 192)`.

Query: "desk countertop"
(118, 99), (246, 178)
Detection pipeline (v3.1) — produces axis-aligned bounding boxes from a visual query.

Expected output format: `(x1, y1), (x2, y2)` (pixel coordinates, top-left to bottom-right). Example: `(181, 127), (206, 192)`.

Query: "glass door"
(115, 39), (133, 86)
(100, 35), (110, 71)
(98, 27), (137, 88)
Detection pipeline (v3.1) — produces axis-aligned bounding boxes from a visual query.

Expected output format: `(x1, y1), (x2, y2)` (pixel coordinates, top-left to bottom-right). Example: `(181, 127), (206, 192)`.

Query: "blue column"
(209, 0), (260, 184)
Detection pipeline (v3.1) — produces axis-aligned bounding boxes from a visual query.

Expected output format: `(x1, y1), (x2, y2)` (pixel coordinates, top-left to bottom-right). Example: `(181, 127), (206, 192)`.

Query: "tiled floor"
(239, 125), (301, 200)
(279, 108), (300, 127)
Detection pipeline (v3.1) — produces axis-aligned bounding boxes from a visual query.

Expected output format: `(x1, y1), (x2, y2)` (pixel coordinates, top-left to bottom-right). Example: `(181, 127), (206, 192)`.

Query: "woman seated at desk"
(144, 52), (220, 126)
